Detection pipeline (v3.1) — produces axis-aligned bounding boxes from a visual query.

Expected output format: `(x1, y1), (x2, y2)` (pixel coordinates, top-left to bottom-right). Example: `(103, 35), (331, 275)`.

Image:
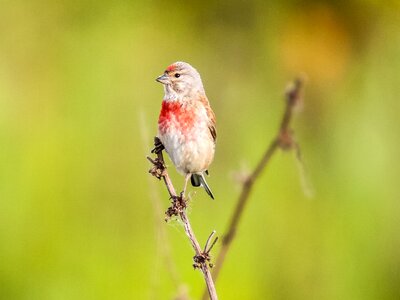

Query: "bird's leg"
(181, 173), (191, 199)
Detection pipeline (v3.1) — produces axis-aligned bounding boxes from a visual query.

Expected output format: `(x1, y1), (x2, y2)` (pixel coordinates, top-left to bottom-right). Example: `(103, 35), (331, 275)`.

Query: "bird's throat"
(163, 85), (179, 101)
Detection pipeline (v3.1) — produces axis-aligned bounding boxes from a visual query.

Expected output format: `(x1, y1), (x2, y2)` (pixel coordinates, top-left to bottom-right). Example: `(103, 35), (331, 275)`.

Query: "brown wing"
(199, 94), (217, 143)
(209, 124), (217, 142)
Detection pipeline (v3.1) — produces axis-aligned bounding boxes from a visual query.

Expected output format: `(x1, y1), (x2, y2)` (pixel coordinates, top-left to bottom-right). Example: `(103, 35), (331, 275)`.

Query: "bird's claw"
(151, 137), (165, 154)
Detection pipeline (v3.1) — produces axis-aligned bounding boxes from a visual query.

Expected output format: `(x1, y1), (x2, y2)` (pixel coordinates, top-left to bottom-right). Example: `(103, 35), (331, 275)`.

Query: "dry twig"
(147, 140), (218, 300)
(201, 78), (304, 299)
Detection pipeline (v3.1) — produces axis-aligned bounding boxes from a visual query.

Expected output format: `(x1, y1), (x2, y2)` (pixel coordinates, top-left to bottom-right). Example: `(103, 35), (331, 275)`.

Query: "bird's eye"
(174, 73), (181, 78)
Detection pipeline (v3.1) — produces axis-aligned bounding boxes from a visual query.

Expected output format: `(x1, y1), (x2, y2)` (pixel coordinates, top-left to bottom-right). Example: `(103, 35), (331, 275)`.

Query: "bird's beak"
(156, 73), (170, 85)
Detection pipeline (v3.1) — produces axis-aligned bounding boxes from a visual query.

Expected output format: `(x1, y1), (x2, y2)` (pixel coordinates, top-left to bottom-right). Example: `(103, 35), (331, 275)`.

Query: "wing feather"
(199, 94), (217, 143)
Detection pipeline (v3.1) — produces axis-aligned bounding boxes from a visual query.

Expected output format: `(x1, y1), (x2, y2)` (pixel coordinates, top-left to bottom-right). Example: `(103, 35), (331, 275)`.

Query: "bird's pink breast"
(158, 101), (195, 134)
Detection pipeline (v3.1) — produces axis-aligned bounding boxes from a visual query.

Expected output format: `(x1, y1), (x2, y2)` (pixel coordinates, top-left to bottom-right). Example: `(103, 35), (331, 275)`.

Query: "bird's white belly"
(159, 126), (214, 174)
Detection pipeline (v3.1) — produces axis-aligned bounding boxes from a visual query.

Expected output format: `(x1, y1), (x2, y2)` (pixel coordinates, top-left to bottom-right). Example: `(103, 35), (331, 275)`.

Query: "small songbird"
(156, 62), (216, 199)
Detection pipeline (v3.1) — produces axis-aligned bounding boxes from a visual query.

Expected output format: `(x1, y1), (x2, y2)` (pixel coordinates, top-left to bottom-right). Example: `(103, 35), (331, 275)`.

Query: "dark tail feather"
(191, 173), (214, 200)
(191, 174), (201, 187)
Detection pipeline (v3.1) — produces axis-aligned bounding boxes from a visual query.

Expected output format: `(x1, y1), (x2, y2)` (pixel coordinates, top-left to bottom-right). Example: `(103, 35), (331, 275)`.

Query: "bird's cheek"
(174, 82), (184, 94)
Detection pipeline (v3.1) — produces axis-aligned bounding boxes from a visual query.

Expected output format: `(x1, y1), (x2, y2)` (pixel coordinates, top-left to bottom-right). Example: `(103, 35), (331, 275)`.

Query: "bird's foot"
(151, 137), (164, 154)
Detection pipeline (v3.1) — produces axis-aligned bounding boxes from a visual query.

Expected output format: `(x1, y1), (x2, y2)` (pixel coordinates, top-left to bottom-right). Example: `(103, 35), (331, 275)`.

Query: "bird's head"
(156, 61), (204, 100)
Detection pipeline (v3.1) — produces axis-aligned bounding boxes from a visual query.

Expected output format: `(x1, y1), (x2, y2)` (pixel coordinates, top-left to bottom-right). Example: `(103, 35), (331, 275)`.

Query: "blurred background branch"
(203, 79), (304, 299)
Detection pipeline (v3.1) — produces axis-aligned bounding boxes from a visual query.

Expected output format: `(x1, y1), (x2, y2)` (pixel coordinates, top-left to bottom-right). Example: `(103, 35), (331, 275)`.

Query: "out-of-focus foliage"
(1, 0), (399, 299)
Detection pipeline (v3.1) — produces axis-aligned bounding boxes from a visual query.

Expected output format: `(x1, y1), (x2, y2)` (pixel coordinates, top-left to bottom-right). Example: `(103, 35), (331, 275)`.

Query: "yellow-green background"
(1, 1), (399, 299)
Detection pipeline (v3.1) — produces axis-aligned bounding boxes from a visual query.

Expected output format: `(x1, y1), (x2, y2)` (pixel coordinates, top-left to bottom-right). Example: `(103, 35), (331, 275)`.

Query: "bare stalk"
(148, 145), (218, 300)
(201, 78), (304, 299)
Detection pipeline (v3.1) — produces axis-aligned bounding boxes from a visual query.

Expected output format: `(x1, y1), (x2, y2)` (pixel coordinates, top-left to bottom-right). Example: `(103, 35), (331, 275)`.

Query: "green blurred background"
(1, 0), (399, 299)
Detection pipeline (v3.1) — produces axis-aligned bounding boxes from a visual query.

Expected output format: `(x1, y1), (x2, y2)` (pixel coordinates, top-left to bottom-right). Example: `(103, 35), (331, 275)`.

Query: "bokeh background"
(1, 0), (400, 299)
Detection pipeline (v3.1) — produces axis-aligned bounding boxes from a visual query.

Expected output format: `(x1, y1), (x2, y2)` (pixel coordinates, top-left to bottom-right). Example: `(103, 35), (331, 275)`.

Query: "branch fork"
(278, 129), (295, 150)
(194, 230), (219, 269)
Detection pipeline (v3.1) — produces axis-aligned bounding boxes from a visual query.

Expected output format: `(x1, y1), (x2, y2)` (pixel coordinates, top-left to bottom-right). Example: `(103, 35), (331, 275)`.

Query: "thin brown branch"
(148, 140), (218, 300)
(202, 78), (304, 299)
(204, 230), (218, 254)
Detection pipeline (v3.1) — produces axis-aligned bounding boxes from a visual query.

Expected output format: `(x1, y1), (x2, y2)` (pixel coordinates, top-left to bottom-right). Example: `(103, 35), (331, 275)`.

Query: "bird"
(155, 61), (216, 199)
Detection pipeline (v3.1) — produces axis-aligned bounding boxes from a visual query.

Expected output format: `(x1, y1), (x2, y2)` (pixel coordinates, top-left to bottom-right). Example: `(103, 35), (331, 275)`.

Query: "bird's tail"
(191, 173), (214, 200)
